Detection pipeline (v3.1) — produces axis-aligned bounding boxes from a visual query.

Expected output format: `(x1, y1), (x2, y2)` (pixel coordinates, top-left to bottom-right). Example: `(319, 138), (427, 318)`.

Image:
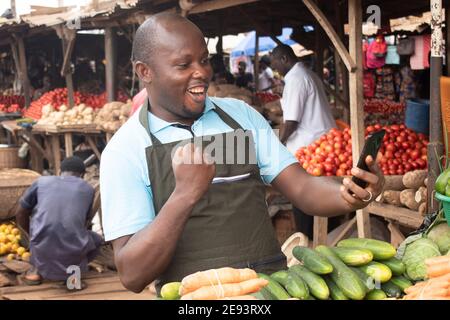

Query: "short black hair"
(272, 44), (297, 60)
(61, 156), (86, 174)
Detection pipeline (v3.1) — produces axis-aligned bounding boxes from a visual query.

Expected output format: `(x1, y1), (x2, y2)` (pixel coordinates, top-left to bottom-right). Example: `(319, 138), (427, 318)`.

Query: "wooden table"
(31, 125), (105, 175)
(0, 271), (156, 300)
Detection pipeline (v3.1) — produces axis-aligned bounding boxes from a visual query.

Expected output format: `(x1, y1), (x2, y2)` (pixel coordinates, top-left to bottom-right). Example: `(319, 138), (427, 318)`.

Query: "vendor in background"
(270, 44), (337, 240)
(100, 13), (384, 294)
(235, 61), (253, 89)
(15, 157), (103, 288)
(258, 55), (276, 93)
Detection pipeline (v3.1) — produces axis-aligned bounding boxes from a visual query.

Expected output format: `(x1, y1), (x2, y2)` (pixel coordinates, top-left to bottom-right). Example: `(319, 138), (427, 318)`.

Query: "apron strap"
(138, 98), (244, 144)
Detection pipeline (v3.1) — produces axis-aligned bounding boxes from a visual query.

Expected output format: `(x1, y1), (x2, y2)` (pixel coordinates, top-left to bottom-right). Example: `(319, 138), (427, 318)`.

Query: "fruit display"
(23, 88), (129, 120)
(364, 99), (405, 126)
(0, 222), (30, 262)
(295, 124), (429, 177)
(0, 94), (25, 114)
(160, 267), (267, 300)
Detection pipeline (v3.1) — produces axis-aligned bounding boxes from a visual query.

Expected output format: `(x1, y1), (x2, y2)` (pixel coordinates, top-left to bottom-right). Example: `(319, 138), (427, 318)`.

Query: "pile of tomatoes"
(23, 88), (130, 120)
(0, 94), (25, 114)
(296, 124), (429, 177)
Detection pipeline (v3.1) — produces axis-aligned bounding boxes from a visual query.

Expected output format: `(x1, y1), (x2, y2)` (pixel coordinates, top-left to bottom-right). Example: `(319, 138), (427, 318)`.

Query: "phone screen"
(352, 130), (386, 188)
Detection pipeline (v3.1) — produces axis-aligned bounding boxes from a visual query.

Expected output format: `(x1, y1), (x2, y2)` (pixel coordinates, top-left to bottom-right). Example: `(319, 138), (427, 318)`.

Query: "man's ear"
(281, 55), (288, 65)
(134, 61), (153, 84)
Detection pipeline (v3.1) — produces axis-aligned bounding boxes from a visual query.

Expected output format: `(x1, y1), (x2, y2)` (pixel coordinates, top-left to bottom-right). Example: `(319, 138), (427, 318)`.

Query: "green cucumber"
(381, 257), (406, 276)
(350, 267), (375, 291)
(289, 265), (329, 300)
(331, 247), (374, 266)
(270, 270), (289, 285)
(435, 168), (450, 194)
(381, 281), (402, 298)
(359, 262), (392, 283)
(323, 276), (349, 300)
(270, 270), (309, 300)
(365, 289), (387, 300)
(292, 246), (333, 274)
(337, 238), (396, 260)
(258, 273), (290, 300)
(251, 287), (276, 300)
(390, 276), (413, 293)
(315, 245), (366, 300)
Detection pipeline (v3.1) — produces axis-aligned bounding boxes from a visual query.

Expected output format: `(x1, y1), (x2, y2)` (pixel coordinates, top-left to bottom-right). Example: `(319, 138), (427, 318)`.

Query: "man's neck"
(284, 60), (298, 75)
(147, 99), (198, 127)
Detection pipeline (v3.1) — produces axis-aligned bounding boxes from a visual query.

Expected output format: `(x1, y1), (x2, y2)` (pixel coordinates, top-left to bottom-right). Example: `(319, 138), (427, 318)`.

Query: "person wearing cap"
(235, 61), (253, 89)
(258, 55), (276, 93)
(15, 156), (103, 287)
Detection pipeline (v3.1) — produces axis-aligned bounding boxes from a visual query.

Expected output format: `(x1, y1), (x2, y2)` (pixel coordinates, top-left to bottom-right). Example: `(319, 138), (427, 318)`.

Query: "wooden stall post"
(349, 0), (371, 238)
(446, 3), (450, 76)
(105, 27), (117, 102)
(428, 0), (445, 213)
(55, 26), (76, 108)
(11, 35), (31, 107)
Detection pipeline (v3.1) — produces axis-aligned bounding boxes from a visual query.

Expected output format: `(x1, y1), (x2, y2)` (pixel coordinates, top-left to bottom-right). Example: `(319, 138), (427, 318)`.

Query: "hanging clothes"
(374, 66), (396, 101)
(410, 35), (431, 70)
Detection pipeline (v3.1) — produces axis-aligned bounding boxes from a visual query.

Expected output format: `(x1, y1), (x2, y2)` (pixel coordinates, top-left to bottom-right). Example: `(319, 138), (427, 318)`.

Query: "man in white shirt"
(270, 44), (337, 239)
(270, 45), (336, 154)
(258, 55), (276, 93)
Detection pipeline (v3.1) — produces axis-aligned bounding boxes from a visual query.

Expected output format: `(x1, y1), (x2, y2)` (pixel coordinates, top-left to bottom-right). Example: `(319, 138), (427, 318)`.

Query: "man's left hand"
(340, 154), (385, 210)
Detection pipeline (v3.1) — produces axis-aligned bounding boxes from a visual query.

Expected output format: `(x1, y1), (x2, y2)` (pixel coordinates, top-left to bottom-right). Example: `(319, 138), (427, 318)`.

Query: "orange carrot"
(180, 267), (258, 296)
(180, 278), (268, 300)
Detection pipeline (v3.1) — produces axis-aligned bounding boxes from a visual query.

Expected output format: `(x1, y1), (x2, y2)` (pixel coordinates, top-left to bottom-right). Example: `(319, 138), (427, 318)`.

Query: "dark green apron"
(139, 99), (286, 292)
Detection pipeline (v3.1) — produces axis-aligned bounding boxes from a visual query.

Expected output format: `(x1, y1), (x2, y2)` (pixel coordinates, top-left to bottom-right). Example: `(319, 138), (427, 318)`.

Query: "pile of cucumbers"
(257, 238), (413, 300)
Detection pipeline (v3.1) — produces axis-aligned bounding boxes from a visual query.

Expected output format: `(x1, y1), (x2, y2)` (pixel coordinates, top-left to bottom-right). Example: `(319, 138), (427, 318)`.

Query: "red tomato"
(410, 150), (420, 160)
(312, 167), (323, 176)
(386, 143), (396, 152)
(336, 169), (345, 176)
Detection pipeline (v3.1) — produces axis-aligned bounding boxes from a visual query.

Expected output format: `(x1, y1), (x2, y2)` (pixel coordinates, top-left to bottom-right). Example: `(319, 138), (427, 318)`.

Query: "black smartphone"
(352, 129), (386, 188)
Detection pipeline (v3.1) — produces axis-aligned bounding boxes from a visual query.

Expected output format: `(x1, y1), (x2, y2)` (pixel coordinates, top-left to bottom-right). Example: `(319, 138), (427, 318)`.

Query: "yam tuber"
(419, 202), (427, 216)
(383, 190), (402, 206)
(180, 278), (268, 300)
(180, 267), (258, 296)
(400, 189), (420, 210)
(403, 170), (427, 189)
(415, 187), (427, 204)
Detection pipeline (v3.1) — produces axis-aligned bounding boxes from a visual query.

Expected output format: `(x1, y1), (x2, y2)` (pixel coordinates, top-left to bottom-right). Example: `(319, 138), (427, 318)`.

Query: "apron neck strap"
(138, 98), (244, 144)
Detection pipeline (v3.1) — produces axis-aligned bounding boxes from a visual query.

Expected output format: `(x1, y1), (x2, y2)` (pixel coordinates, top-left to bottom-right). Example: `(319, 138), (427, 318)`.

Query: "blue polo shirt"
(100, 96), (297, 241)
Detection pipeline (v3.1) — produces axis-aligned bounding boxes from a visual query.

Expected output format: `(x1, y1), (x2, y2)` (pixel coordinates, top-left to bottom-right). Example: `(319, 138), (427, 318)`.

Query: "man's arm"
(279, 120), (298, 145)
(112, 144), (215, 293)
(272, 155), (384, 217)
(15, 205), (32, 235)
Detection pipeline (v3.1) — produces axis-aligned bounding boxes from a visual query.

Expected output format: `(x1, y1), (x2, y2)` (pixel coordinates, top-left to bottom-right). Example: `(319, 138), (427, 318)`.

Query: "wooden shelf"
(367, 202), (424, 229)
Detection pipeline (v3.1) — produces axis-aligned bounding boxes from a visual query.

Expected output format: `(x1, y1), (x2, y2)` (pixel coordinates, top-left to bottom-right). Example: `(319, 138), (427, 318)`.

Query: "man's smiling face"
(143, 19), (213, 120)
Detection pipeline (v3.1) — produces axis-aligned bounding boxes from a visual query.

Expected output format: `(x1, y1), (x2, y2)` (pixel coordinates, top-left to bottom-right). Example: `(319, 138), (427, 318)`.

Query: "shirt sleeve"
(281, 77), (309, 122)
(239, 101), (297, 184)
(265, 68), (274, 79)
(19, 180), (39, 210)
(100, 148), (155, 242)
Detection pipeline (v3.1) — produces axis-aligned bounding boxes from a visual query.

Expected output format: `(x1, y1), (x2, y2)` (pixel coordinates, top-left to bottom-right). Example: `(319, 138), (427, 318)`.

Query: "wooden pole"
(349, 0), (371, 238)
(16, 36), (31, 108)
(428, 0), (444, 213)
(303, 0), (356, 72)
(61, 37), (75, 108)
(314, 26), (324, 81)
(254, 31), (259, 92)
(10, 0), (16, 19)
(105, 27), (117, 102)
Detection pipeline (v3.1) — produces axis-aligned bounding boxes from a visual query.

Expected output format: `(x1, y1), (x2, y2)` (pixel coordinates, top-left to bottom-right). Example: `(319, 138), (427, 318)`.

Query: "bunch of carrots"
(403, 255), (450, 300)
(179, 267), (268, 300)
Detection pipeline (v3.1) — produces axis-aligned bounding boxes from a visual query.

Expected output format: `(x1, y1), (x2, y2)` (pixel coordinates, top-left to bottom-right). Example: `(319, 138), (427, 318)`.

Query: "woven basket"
(0, 146), (27, 169)
(0, 168), (40, 220)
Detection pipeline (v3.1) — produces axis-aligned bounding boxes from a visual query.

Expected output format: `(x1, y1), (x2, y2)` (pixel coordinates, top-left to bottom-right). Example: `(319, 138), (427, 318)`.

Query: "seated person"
(15, 156), (103, 288)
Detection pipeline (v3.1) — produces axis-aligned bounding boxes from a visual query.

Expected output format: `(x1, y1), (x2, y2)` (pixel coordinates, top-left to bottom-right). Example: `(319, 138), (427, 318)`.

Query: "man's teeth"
(189, 87), (205, 94)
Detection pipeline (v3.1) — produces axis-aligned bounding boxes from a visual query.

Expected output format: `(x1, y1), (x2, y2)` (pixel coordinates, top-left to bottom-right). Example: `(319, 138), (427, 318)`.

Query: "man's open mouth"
(187, 86), (208, 103)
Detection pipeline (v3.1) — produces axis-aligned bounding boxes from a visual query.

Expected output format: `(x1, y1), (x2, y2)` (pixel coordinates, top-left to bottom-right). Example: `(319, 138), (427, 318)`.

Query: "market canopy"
(230, 28), (297, 58)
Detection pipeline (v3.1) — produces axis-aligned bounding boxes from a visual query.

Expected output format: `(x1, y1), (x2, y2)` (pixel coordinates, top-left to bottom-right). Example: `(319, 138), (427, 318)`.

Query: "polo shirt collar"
(147, 96), (216, 134)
